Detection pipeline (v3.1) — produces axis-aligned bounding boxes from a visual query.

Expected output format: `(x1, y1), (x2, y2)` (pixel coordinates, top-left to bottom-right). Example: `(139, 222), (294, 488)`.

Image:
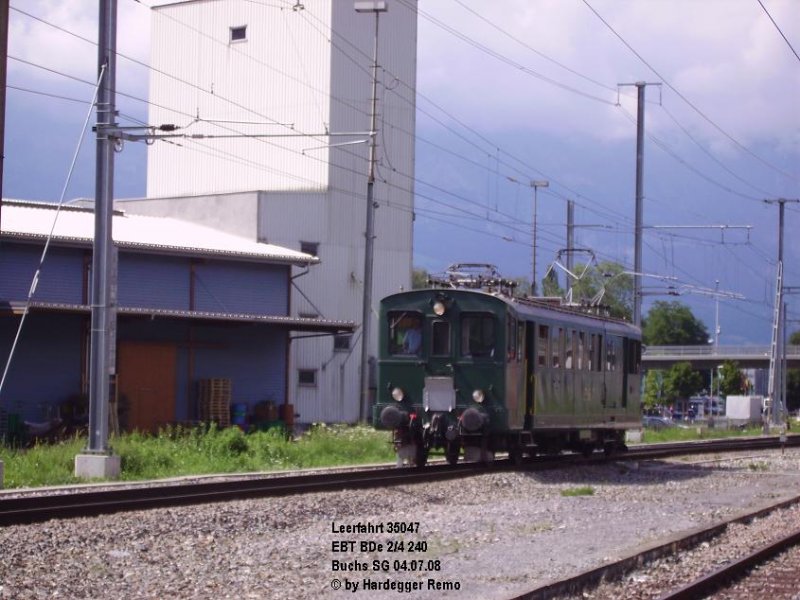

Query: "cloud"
(416, 0), (800, 149)
(8, 1), (151, 117)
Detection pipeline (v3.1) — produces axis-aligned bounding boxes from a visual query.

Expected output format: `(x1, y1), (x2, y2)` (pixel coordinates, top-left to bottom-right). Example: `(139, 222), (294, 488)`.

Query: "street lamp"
(355, 0), (387, 422)
(531, 180), (549, 295)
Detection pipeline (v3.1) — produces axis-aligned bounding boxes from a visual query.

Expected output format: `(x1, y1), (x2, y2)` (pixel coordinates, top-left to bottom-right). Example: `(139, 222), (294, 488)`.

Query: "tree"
(510, 277), (532, 296)
(642, 301), (710, 346)
(412, 268), (429, 290)
(541, 268), (563, 297)
(717, 360), (745, 397)
(662, 362), (704, 403)
(643, 370), (665, 410)
(570, 261), (633, 321)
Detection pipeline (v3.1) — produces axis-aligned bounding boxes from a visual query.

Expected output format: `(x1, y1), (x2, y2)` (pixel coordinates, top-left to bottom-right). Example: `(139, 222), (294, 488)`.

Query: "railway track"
(659, 526), (800, 599)
(513, 458), (800, 599)
(0, 434), (796, 527)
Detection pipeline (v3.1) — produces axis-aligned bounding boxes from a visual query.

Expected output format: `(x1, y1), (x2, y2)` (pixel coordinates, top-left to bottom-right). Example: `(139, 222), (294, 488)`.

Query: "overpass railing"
(643, 345), (800, 358)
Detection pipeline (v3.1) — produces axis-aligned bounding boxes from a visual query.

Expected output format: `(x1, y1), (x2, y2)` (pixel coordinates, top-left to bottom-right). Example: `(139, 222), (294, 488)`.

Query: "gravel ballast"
(1, 449), (799, 599)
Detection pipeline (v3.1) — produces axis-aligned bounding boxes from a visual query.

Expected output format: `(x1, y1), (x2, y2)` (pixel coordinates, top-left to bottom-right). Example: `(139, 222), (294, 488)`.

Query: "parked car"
(642, 415), (675, 430)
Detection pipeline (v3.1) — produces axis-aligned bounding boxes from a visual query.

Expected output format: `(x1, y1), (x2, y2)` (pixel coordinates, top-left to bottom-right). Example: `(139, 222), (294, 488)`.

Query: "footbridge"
(642, 345), (800, 369)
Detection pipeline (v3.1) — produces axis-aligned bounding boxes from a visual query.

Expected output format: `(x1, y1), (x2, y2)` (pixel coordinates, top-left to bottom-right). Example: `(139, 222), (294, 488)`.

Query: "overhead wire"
(11, 1), (791, 322)
(581, 0), (799, 184)
(756, 0), (800, 63)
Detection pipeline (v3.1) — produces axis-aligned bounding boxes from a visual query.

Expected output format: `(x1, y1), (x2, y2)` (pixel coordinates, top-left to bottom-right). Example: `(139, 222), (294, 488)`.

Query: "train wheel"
(445, 442), (460, 465)
(509, 448), (525, 466)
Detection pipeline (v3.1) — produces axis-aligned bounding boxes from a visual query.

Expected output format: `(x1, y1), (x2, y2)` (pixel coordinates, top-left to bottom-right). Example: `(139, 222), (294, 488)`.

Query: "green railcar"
(373, 267), (641, 466)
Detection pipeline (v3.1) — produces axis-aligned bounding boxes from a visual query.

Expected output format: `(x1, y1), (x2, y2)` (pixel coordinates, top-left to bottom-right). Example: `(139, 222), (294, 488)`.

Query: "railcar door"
(524, 321), (536, 430)
(603, 335), (623, 419)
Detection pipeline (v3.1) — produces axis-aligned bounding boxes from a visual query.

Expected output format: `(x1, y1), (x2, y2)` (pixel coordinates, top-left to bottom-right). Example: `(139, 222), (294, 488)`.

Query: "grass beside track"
(0, 423), (780, 489)
(641, 424), (767, 444)
(0, 424), (395, 489)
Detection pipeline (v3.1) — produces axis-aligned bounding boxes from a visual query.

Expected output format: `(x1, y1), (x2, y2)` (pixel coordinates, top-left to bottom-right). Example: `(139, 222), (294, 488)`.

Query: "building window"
(230, 26), (247, 42)
(334, 334), (351, 351)
(298, 312), (319, 319)
(300, 241), (319, 257)
(298, 369), (317, 387)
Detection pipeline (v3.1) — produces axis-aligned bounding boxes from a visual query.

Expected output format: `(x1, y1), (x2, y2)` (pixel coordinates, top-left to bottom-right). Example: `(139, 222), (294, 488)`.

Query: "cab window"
(388, 312), (423, 356)
(461, 314), (495, 358)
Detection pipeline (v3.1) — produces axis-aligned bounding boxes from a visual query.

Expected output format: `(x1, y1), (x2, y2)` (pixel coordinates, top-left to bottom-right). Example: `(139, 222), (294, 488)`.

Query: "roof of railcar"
(381, 288), (640, 337)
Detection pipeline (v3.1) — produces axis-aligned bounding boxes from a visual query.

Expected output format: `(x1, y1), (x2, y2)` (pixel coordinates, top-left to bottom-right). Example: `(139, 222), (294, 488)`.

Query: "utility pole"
(566, 200), (574, 299)
(0, 0), (8, 235)
(75, 0), (120, 479)
(619, 81), (660, 327)
(531, 180), (549, 295)
(355, 0), (387, 422)
(764, 198), (799, 426)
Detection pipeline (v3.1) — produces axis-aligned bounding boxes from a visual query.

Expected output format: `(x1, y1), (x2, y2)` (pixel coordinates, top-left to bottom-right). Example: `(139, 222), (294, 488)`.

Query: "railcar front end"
(374, 289), (520, 466)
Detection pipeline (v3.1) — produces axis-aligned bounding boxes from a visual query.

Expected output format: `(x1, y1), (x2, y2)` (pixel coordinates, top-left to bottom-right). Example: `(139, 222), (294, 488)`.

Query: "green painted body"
(373, 288), (642, 456)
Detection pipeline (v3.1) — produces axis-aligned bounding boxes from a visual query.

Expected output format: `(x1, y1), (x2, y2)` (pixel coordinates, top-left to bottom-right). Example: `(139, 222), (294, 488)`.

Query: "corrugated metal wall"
(193, 261), (288, 314)
(147, 0), (333, 197)
(0, 244), (85, 304)
(0, 313), (84, 422)
(0, 238), (293, 425)
(118, 319), (288, 420)
(119, 254), (189, 310)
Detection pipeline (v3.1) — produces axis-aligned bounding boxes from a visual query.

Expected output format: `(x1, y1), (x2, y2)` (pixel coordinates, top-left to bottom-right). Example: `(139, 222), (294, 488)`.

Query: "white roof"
(0, 200), (318, 265)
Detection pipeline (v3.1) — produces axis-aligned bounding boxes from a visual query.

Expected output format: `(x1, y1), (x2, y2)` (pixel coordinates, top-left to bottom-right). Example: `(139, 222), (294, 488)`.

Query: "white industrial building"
(121, 0), (418, 424)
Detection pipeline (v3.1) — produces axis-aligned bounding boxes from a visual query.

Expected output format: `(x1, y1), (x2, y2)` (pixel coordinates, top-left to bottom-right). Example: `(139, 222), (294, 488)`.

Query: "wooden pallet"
(198, 378), (232, 428)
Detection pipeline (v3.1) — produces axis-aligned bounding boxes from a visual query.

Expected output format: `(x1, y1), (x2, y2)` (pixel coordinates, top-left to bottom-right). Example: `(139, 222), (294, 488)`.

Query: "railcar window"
(551, 327), (563, 369)
(537, 325), (549, 368)
(507, 317), (517, 360)
(564, 329), (574, 369)
(388, 311), (423, 356)
(606, 337), (618, 371)
(595, 335), (603, 372)
(461, 314), (496, 358)
(432, 320), (451, 356)
(628, 340), (641, 374)
(577, 332), (586, 370)
(517, 322), (525, 363)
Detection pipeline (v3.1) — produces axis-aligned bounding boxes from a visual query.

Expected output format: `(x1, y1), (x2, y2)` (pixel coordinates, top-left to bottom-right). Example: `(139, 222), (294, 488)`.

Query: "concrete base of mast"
(75, 453), (120, 480)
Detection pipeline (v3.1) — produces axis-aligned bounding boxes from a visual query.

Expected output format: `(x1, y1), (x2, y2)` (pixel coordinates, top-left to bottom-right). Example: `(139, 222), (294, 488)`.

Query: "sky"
(3, 0), (799, 345)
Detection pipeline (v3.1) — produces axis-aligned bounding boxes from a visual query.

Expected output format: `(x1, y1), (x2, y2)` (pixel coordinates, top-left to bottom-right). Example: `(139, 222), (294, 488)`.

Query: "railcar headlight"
(391, 387), (405, 402)
(472, 389), (485, 404)
(433, 301), (446, 316)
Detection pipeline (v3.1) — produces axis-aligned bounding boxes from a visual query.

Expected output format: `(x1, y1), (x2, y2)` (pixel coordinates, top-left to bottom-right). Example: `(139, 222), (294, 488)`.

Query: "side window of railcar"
(461, 313), (496, 358)
(537, 325), (549, 368)
(564, 329), (574, 369)
(517, 322), (525, 363)
(551, 327), (563, 369)
(595, 335), (603, 372)
(388, 312), (423, 356)
(431, 320), (451, 356)
(606, 337), (618, 371)
(628, 340), (641, 374)
(577, 332), (586, 370)
(507, 317), (517, 360)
